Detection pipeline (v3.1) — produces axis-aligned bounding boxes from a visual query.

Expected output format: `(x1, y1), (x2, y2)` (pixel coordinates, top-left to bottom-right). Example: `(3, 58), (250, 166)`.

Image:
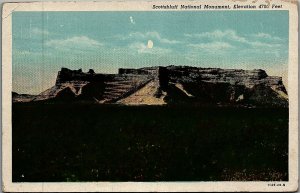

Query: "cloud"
(129, 42), (171, 54)
(31, 27), (50, 36)
(188, 41), (234, 51)
(121, 31), (180, 44)
(129, 16), (135, 24)
(184, 29), (288, 64)
(249, 41), (281, 48)
(251, 32), (283, 41)
(185, 29), (285, 49)
(185, 30), (247, 43)
(45, 36), (103, 52)
(142, 32), (180, 44)
(14, 27), (51, 39)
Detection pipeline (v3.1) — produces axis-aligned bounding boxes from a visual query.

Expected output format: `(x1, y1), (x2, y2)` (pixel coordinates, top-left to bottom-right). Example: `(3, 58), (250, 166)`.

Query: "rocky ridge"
(13, 66), (288, 107)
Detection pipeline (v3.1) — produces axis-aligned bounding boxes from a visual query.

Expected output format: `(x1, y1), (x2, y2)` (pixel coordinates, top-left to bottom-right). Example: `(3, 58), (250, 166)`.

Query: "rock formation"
(13, 66), (288, 107)
(12, 92), (36, 103)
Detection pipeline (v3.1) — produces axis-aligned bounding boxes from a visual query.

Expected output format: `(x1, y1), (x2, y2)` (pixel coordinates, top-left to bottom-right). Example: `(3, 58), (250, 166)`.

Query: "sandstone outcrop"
(12, 92), (36, 103)
(13, 66), (288, 107)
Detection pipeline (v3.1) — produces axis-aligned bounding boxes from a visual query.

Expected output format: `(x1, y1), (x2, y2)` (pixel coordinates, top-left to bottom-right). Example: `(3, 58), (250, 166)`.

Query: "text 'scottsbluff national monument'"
(13, 66), (288, 107)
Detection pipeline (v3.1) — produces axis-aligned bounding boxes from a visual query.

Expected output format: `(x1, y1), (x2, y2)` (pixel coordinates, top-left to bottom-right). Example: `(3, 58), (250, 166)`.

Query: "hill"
(13, 66), (288, 107)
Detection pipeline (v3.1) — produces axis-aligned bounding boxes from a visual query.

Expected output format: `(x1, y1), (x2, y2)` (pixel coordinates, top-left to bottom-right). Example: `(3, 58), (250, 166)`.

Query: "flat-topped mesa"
(55, 67), (105, 86)
(56, 67), (154, 85)
(118, 66), (163, 76)
(36, 67), (154, 103)
(115, 66), (287, 107)
(119, 67), (169, 89)
(118, 66), (284, 90)
(13, 66), (288, 107)
(165, 66), (268, 81)
(118, 66), (268, 79)
(118, 68), (151, 75)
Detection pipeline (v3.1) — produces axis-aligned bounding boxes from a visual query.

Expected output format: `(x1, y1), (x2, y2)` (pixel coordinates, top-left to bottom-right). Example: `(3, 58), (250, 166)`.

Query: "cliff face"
(13, 66), (288, 107)
(162, 66), (288, 107)
(33, 67), (154, 103)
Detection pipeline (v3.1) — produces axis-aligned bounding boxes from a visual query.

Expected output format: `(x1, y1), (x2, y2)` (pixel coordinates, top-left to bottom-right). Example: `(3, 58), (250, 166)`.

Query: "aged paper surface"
(2, 0), (298, 192)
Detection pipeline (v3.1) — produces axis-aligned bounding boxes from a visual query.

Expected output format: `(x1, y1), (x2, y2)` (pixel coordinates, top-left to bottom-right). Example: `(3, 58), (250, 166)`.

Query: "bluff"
(13, 66), (288, 107)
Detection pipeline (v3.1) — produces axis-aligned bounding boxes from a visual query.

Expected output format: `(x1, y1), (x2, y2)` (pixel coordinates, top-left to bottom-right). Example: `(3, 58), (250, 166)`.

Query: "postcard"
(2, 0), (298, 192)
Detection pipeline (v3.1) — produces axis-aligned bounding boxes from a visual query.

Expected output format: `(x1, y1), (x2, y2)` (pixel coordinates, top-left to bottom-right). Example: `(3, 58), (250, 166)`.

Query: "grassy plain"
(12, 103), (288, 181)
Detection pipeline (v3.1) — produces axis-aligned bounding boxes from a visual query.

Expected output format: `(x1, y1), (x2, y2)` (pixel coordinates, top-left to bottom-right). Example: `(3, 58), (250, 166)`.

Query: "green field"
(12, 103), (288, 181)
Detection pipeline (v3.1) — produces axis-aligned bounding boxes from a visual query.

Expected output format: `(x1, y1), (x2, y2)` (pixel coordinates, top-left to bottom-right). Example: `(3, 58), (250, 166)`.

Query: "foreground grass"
(12, 103), (288, 182)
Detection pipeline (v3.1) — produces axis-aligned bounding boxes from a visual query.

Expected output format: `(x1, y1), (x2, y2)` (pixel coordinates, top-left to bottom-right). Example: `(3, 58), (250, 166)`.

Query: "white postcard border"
(2, 0), (298, 192)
